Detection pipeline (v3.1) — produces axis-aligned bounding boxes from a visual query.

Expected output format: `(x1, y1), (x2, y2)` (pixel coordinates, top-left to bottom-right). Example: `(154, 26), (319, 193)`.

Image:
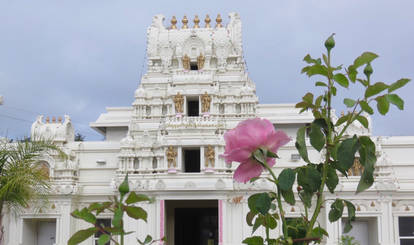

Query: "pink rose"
(222, 118), (290, 183)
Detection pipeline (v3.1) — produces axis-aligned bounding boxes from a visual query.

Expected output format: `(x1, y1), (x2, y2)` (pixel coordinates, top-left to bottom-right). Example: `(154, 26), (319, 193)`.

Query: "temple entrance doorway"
(166, 200), (218, 245)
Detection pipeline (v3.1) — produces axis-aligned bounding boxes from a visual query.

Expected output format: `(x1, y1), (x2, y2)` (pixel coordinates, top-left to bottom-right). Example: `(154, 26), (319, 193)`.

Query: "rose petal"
(233, 159), (264, 183)
(222, 147), (251, 164)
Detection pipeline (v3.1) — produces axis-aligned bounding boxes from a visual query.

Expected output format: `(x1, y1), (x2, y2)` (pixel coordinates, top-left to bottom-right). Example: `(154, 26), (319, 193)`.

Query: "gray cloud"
(1, 0), (413, 140)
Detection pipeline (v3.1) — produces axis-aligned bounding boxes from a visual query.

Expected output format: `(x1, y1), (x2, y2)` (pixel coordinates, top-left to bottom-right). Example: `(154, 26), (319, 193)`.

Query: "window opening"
(190, 62), (198, 70)
(187, 97), (199, 116)
(183, 148), (200, 172)
(399, 217), (414, 244)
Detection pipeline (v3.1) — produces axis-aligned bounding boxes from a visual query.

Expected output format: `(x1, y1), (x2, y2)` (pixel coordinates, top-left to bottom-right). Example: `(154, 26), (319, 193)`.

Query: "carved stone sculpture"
(205, 145), (215, 167)
(182, 54), (190, 70)
(197, 53), (205, 70)
(201, 91), (211, 113)
(173, 92), (184, 113)
(166, 146), (177, 168)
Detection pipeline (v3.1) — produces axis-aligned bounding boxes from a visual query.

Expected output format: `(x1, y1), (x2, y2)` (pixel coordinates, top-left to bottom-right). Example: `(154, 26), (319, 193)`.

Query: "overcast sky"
(1, 0), (413, 140)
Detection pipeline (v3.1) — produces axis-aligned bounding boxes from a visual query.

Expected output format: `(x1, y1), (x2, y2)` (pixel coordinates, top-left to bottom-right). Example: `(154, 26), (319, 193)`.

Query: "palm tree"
(0, 138), (65, 242)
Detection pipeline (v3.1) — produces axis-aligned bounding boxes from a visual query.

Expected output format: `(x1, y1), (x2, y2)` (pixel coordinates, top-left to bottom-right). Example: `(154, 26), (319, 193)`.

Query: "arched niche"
(182, 35), (205, 60)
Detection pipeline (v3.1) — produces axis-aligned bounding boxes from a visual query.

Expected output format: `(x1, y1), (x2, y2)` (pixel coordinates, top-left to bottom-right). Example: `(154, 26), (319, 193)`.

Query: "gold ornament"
(173, 92), (184, 113)
(170, 16), (177, 29)
(182, 54), (190, 70)
(201, 91), (211, 113)
(194, 15), (200, 28)
(182, 15), (188, 29)
(166, 146), (177, 168)
(205, 14), (211, 28)
(204, 145), (215, 167)
(216, 14), (223, 28)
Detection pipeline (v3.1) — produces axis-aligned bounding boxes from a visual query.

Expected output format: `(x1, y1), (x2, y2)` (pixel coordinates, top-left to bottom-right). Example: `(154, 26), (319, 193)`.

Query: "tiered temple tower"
(3, 13), (414, 245)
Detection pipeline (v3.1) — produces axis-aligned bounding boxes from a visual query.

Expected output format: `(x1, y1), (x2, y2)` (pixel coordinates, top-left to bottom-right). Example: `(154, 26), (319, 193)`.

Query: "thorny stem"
(306, 49), (333, 238)
(263, 162), (288, 241)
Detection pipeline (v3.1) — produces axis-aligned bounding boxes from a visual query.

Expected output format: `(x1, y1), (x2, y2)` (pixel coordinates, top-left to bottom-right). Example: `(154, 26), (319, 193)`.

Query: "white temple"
(3, 13), (414, 245)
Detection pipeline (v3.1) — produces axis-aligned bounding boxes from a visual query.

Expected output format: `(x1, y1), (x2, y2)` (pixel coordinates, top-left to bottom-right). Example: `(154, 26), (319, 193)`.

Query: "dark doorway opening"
(190, 62), (198, 70)
(172, 204), (218, 245)
(187, 98), (199, 116)
(183, 148), (200, 172)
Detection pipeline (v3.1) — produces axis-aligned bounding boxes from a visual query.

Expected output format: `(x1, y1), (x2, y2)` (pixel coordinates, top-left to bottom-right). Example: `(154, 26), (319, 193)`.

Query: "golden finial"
(205, 14), (211, 28)
(193, 15), (200, 28)
(182, 15), (188, 29)
(215, 14), (223, 28)
(52, 116), (56, 123)
(46, 116), (50, 123)
(58, 116), (62, 123)
(170, 16), (177, 29)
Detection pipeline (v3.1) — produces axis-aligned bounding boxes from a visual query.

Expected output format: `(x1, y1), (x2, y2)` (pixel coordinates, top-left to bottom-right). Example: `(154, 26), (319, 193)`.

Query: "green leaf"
(144, 235), (153, 244)
(332, 86), (337, 96)
(356, 136), (377, 193)
(326, 165), (339, 193)
(360, 101), (374, 115)
(343, 98), (356, 108)
(315, 95), (323, 109)
(333, 73), (349, 88)
(357, 78), (369, 87)
(299, 190), (313, 208)
(337, 136), (360, 172)
(125, 192), (151, 205)
(253, 149), (266, 165)
(311, 226), (329, 239)
(335, 114), (351, 127)
(315, 81), (327, 87)
(375, 95), (390, 115)
(388, 78), (411, 93)
(347, 66), (357, 82)
(252, 216), (264, 234)
(242, 236), (264, 245)
(246, 211), (256, 226)
(328, 199), (344, 222)
(309, 122), (325, 152)
(98, 234), (111, 245)
(297, 166), (321, 193)
(352, 52), (379, 69)
(295, 127), (310, 163)
(302, 92), (314, 104)
(356, 115), (369, 129)
(278, 168), (296, 191)
(124, 206), (147, 221)
(71, 208), (96, 224)
(302, 64), (328, 77)
(248, 193), (271, 215)
(386, 94), (404, 110)
(365, 82), (388, 98)
(343, 201), (356, 233)
(112, 208), (123, 228)
(68, 227), (98, 245)
(265, 213), (278, 229)
(303, 54), (321, 64)
(281, 189), (295, 205)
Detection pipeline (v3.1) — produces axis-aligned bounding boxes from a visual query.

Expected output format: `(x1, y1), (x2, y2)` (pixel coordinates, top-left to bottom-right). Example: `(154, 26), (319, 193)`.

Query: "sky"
(0, 0), (413, 141)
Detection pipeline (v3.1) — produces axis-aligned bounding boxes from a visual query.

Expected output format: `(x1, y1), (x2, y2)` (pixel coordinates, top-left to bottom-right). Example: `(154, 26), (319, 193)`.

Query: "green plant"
(238, 34), (410, 244)
(68, 174), (164, 245)
(340, 235), (360, 245)
(0, 138), (66, 242)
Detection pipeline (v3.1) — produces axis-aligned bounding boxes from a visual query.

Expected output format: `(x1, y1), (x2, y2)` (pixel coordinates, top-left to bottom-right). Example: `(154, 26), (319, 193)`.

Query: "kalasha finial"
(216, 14), (223, 28)
(46, 116), (50, 123)
(182, 15), (188, 29)
(193, 15), (200, 28)
(58, 116), (62, 123)
(52, 116), (56, 123)
(171, 16), (177, 29)
(205, 14), (211, 28)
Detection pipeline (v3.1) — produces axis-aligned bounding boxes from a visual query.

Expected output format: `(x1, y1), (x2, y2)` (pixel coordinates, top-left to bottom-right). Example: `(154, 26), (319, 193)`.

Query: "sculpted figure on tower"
(173, 92), (184, 113)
